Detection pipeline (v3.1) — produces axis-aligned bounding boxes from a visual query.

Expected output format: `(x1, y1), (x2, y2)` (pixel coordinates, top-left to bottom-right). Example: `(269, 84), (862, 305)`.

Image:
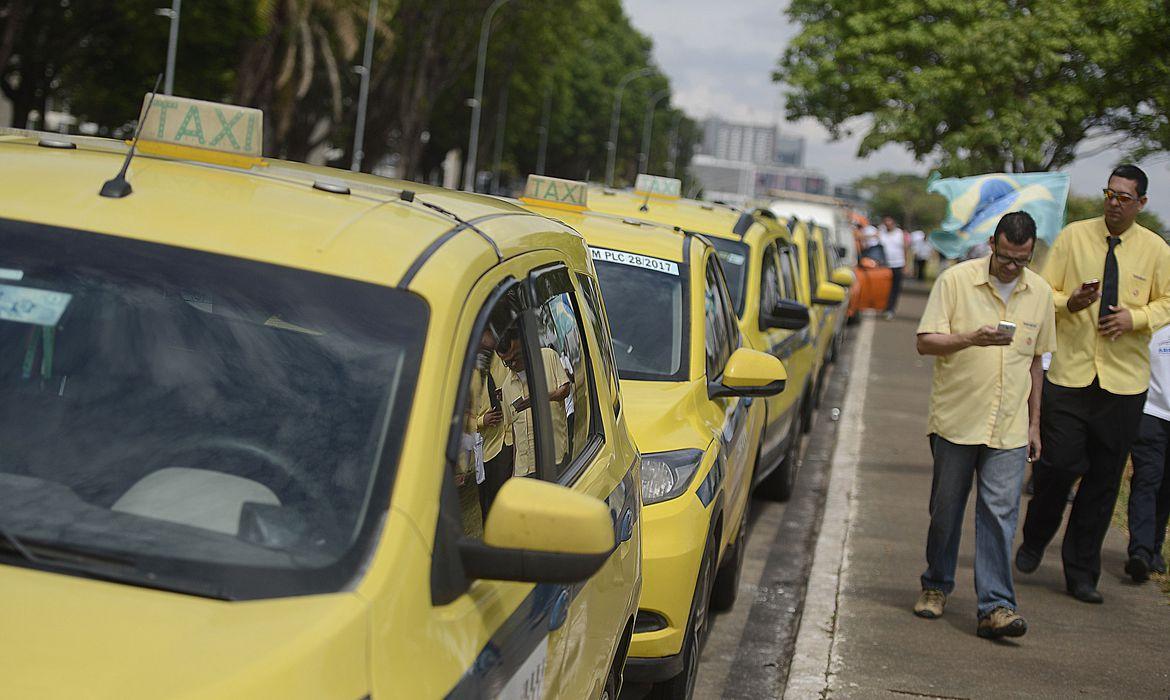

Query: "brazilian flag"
(927, 172), (1070, 259)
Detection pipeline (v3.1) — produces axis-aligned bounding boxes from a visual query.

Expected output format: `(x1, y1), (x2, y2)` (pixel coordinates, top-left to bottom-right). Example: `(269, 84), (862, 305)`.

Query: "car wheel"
(650, 533), (716, 699)
(761, 410), (801, 502)
(711, 493), (750, 611)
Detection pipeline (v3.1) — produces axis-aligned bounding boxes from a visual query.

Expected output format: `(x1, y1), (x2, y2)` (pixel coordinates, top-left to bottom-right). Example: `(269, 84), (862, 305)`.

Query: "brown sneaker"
(913, 588), (946, 618)
(977, 606), (1028, 639)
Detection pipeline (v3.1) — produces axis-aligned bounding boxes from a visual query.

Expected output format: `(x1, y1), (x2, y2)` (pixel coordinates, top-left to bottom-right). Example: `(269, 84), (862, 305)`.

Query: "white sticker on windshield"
(717, 251), (746, 266)
(0, 268), (24, 281)
(0, 284), (72, 326)
(590, 247), (679, 276)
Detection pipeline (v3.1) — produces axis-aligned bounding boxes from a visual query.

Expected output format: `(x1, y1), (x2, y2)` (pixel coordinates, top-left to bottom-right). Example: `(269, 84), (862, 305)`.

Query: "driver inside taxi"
(495, 331), (570, 475)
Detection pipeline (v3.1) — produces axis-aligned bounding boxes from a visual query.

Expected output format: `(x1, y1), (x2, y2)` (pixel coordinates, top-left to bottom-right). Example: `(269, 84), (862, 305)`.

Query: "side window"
(778, 246), (799, 302)
(807, 241), (821, 297)
(703, 256), (733, 377)
(576, 272), (621, 417)
(531, 267), (602, 481)
(449, 284), (533, 539)
(760, 242), (783, 315)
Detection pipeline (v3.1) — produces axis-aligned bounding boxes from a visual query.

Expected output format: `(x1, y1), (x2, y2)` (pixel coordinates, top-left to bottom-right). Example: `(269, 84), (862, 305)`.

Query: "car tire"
(711, 493), (750, 611)
(761, 410), (801, 502)
(650, 533), (717, 700)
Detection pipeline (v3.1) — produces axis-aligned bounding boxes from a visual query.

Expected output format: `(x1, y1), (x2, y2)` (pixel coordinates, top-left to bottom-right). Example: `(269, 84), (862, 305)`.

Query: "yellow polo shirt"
(917, 258), (1056, 448)
(1043, 217), (1170, 395)
(474, 355), (511, 461)
(499, 347), (569, 476)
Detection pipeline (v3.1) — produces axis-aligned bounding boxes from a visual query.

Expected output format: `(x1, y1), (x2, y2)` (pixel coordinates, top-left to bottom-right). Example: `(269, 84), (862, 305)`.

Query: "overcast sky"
(623, 0), (1170, 222)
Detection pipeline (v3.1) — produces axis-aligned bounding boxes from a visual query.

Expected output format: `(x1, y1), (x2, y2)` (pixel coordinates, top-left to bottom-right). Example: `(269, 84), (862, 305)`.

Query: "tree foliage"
(853, 172), (946, 232)
(0, 0), (693, 190)
(1066, 194), (1166, 238)
(775, 0), (1170, 175)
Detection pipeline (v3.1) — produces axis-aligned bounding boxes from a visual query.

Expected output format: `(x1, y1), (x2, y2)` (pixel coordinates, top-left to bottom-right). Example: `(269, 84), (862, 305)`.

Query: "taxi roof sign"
(521, 175), (588, 211)
(633, 174), (682, 199)
(136, 94), (264, 165)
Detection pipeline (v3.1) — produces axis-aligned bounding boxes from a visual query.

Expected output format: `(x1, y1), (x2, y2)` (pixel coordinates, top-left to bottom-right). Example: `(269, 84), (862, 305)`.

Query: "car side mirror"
(830, 266), (855, 287)
(710, 347), (787, 398)
(760, 298), (810, 331)
(458, 478), (614, 584)
(813, 281), (846, 306)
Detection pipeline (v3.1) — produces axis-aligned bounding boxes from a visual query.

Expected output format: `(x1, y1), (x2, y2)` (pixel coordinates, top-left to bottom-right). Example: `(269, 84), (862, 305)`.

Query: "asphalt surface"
(788, 284), (1170, 700)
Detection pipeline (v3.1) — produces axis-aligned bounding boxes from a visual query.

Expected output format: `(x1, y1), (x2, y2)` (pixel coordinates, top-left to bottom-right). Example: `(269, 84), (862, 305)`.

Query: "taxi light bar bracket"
(100, 74), (163, 199)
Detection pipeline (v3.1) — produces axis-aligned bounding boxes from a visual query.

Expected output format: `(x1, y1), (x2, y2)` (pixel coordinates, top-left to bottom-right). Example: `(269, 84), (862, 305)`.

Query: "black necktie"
(486, 370), (501, 412)
(1100, 236), (1120, 316)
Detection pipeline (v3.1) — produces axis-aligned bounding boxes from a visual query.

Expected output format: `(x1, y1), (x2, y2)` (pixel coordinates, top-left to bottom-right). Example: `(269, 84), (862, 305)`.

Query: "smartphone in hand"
(996, 320), (1017, 338)
(1081, 278), (1100, 292)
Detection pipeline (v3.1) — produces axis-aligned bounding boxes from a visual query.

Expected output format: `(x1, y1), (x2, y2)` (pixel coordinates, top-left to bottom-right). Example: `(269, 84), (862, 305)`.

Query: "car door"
(701, 251), (752, 558)
(757, 239), (806, 467)
(528, 264), (639, 697)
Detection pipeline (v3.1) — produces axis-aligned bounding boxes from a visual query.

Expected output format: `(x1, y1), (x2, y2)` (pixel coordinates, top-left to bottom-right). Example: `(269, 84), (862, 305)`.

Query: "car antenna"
(100, 74), (163, 199)
(639, 190), (651, 212)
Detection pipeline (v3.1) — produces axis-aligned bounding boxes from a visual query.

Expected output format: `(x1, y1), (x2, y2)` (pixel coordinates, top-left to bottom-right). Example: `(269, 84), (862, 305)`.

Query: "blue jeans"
(921, 435), (1028, 618)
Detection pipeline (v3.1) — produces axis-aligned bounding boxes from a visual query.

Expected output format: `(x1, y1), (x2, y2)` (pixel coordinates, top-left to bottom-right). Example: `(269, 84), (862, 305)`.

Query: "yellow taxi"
(808, 220), (855, 365)
(515, 176), (791, 696)
(788, 218), (850, 409)
(0, 96), (642, 699)
(589, 177), (825, 500)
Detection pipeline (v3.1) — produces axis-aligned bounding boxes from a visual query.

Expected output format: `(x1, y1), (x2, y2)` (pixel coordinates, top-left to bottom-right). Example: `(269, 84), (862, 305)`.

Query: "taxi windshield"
(0, 219), (424, 600)
(707, 237), (748, 317)
(594, 258), (687, 381)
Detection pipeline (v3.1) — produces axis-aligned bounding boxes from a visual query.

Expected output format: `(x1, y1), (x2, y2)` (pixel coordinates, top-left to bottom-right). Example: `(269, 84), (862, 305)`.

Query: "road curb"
(783, 315), (874, 699)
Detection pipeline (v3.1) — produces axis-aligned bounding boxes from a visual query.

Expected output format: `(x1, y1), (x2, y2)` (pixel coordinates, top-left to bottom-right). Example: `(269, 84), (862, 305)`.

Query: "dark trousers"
(478, 444), (514, 517)
(1022, 378), (1146, 588)
(886, 266), (905, 312)
(1127, 413), (1170, 561)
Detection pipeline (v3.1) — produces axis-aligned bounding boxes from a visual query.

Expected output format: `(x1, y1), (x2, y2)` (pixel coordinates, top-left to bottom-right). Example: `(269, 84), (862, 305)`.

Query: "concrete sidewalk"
(787, 284), (1170, 700)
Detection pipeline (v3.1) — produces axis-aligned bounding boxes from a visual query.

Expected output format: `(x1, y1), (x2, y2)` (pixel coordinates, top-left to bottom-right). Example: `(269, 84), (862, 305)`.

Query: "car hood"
(0, 563), (369, 700)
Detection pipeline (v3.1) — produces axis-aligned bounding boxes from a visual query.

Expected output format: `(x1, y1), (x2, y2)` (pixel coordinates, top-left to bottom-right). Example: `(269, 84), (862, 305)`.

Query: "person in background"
(1125, 322), (1170, 581)
(496, 331), (570, 476)
(1017, 164), (1170, 604)
(879, 215), (909, 319)
(913, 212), (1055, 639)
(473, 329), (513, 518)
(910, 229), (932, 280)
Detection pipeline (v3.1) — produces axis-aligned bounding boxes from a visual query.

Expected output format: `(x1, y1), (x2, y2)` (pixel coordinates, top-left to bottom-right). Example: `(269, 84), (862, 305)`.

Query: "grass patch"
(1112, 463), (1170, 602)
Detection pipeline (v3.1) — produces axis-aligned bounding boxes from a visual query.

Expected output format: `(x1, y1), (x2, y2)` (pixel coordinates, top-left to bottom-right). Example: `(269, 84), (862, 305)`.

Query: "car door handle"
(548, 586), (571, 631)
(617, 508), (634, 543)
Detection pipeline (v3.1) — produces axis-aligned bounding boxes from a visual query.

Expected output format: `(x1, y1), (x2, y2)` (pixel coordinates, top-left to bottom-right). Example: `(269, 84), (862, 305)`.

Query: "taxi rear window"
(0, 218), (425, 600)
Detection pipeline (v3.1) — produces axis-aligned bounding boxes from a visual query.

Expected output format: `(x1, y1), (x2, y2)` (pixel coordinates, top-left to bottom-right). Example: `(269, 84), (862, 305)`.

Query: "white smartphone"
(1082, 278), (1100, 290)
(997, 320), (1017, 338)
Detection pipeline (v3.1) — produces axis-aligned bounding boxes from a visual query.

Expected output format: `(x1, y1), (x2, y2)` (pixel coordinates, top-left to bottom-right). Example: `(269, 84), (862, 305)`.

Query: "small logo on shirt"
(1026, 338), (1034, 345)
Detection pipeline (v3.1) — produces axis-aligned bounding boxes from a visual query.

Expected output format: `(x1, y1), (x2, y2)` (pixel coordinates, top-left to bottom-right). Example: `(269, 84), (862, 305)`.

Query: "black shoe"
(1125, 555), (1150, 583)
(1067, 584), (1104, 604)
(1015, 545), (1042, 574)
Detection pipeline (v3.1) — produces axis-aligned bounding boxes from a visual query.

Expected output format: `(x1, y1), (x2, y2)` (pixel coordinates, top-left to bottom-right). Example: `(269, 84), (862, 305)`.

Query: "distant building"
(689, 117), (828, 205)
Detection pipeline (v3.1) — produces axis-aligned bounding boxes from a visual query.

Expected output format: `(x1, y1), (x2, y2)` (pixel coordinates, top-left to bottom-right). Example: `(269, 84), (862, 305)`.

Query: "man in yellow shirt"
(472, 330), (513, 517)
(914, 213), (1056, 639)
(496, 333), (570, 477)
(1017, 165), (1170, 604)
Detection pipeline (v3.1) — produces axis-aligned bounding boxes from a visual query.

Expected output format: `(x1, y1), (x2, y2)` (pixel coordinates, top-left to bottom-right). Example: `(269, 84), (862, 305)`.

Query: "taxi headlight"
(640, 449), (704, 505)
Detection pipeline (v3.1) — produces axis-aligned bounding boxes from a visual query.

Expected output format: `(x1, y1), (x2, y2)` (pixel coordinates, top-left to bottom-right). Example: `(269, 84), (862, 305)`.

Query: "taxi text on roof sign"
(136, 94), (264, 166)
(633, 174), (682, 199)
(521, 175), (588, 211)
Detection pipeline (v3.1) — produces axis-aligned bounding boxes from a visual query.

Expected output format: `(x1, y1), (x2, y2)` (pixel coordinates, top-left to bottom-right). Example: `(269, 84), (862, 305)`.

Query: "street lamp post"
(155, 0), (181, 95)
(535, 86), (552, 175)
(604, 66), (654, 187)
(665, 110), (683, 178)
(637, 88), (670, 177)
(462, 0), (513, 192)
(351, 0), (378, 172)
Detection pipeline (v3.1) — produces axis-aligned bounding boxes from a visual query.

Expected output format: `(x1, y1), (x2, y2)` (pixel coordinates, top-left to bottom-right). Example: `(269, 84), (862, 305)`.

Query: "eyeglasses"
(1103, 188), (1139, 205)
(993, 248), (1032, 267)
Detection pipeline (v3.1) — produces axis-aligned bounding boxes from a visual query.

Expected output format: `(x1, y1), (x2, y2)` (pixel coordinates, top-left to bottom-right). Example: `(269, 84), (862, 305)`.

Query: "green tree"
(774, 0), (1168, 175)
(854, 173), (947, 232)
(1, 0), (259, 132)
